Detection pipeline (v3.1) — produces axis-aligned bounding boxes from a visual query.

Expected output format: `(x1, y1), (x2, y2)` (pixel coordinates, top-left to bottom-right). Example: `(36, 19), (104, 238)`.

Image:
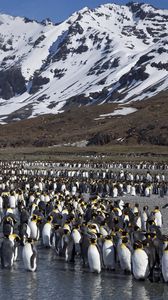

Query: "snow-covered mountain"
(0, 2), (167, 123)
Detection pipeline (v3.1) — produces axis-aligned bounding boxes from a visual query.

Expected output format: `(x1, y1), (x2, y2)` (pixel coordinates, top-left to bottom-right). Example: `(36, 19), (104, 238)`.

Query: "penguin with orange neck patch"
(88, 237), (101, 273)
(132, 241), (150, 280)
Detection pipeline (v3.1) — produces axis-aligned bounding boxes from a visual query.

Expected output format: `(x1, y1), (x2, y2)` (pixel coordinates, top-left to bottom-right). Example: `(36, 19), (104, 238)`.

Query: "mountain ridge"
(0, 2), (167, 123)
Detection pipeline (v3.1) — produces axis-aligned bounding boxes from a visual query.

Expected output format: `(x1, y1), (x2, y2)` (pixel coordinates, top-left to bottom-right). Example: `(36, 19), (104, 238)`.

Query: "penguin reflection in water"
(22, 238), (37, 272)
(88, 237), (101, 274)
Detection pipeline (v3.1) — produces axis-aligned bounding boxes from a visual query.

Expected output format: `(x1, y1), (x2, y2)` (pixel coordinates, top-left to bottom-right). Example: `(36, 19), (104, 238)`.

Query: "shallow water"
(1, 246), (168, 300)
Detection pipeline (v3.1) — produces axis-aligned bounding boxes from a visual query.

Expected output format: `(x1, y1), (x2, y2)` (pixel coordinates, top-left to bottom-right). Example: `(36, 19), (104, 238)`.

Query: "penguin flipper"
(30, 250), (36, 269)
(30, 244), (37, 269)
(162, 204), (168, 209)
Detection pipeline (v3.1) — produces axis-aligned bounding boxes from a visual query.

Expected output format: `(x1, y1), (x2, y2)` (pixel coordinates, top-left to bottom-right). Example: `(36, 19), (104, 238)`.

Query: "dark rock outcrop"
(0, 67), (26, 100)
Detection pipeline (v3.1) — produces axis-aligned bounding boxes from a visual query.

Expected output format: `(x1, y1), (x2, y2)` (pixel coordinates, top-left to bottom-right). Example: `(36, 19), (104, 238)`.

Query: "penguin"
(22, 238), (37, 272)
(61, 226), (75, 262)
(118, 236), (132, 273)
(113, 186), (118, 198)
(102, 235), (116, 270)
(132, 241), (150, 280)
(141, 206), (149, 231)
(53, 224), (62, 255)
(8, 234), (20, 261)
(153, 206), (163, 228)
(42, 216), (53, 248)
(2, 215), (16, 236)
(28, 215), (40, 241)
(161, 244), (168, 282)
(134, 212), (142, 229)
(71, 226), (81, 255)
(99, 222), (109, 238)
(0, 236), (15, 268)
(19, 222), (31, 245)
(88, 237), (101, 273)
(80, 231), (90, 266)
(142, 236), (159, 282)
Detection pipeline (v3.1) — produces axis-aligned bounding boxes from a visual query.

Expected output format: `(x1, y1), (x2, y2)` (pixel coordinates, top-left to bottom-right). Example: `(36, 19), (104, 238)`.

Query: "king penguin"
(118, 236), (132, 273)
(132, 241), (150, 280)
(8, 234), (20, 261)
(161, 245), (168, 282)
(88, 237), (101, 273)
(22, 238), (37, 272)
(71, 225), (81, 256)
(28, 215), (40, 241)
(102, 235), (116, 270)
(42, 216), (53, 248)
(0, 236), (15, 268)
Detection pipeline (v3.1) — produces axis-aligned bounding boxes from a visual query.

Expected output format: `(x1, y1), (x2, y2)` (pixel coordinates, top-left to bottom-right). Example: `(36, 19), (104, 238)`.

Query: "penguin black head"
(162, 235), (168, 242)
(54, 224), (60, 230)
(148, 219), (155, 225)
(31, 215), (37, 221)
(90, 237), (97, 244)
(134, 225), (140, 231)
(47, 215), (53, 222)
(13, 234), (21, 243)
(27, 238), (33, 243)
(122, 231), (128, 237)
(133, 241), (143, 250)
(150, 232), (157, 239)
(124, 203), (130, 208)
(105, 235), (111, 240)
(143, 205), (149, 211)
(122, 236), (129, 244)
(96, 232), (102, 238)
(164, 245), (168, 251)
(142, 239), (150, 247)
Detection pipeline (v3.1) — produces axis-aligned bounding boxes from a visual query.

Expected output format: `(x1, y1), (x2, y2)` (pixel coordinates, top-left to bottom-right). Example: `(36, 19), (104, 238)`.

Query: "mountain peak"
(0, 3), (167, 123)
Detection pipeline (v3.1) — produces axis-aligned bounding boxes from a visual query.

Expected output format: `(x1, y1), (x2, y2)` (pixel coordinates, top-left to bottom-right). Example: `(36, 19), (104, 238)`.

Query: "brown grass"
(0, 91), (167, 154)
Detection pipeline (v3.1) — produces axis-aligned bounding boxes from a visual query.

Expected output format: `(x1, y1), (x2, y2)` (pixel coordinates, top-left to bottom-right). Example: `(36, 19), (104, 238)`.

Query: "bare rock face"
(0, 2), (167, 123)
(29, 73), (50, 94)
(0, 67), (26, 100)
(88, 132), (115, 146)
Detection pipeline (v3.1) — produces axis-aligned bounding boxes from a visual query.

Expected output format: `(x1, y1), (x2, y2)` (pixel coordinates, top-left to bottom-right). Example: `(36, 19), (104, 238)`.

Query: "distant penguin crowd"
(0, 160), (168, 282)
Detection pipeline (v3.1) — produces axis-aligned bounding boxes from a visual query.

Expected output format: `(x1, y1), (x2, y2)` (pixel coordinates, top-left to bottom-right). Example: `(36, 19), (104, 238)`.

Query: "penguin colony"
(0, 160), (167, 283)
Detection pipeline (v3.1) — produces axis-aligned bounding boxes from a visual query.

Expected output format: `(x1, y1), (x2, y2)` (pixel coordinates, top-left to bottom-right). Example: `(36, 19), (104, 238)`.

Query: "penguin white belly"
(26, 224), (31, 238)
(103, 240), (115, 269)
(161, 251), (168, 282)
(155, 212), (162, 228)
(141, 212), (147, 231)
(22, 243), (37, 272)
(100, 227), (108, 237)
(88, 245), (101, 273)
(136, 217), (142, 229)
(118, 244), (131, 272)
(131, 187), (136, 196)
(42, 223), (52, 247)
(71, 229), (81, 254)
(29, 222), (39, 240)
(113, 188), (118, 198)
(132, 249), (149, 280)
(71, 229), (81, 244)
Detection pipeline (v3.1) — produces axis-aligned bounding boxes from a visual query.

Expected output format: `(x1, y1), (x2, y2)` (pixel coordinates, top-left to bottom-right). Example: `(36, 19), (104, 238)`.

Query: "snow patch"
(95, 107), (137, 120)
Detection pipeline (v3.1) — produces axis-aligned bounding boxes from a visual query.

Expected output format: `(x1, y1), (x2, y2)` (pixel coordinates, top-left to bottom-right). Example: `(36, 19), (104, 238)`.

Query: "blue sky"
(0, 0), (167, 23)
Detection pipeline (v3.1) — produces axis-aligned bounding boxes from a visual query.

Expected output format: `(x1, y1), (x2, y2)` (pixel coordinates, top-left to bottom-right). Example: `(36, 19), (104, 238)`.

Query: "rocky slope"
(0, 2), (167, 123)
(0, 91), (167, 147)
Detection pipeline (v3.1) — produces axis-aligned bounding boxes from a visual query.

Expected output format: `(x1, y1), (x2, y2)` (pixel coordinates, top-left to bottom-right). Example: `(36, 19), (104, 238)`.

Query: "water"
(0, 246), (168, 300)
